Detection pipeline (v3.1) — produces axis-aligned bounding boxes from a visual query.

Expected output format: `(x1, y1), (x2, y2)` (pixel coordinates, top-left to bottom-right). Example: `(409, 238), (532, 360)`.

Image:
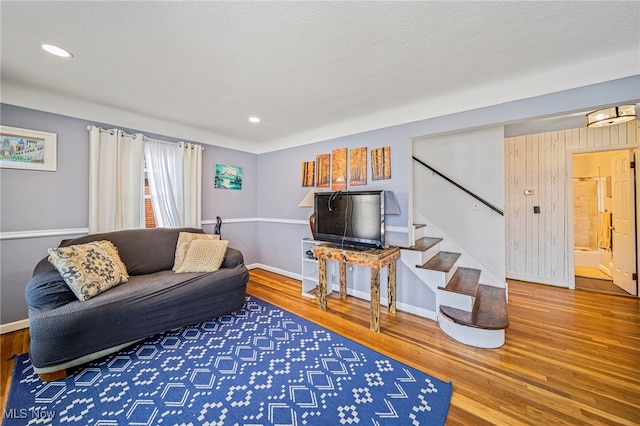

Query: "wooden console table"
(312, 244), (400, 332)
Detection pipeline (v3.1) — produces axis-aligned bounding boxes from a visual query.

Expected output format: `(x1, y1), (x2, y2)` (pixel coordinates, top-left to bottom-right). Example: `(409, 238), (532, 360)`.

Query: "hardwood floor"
(2, 269), (639, 425)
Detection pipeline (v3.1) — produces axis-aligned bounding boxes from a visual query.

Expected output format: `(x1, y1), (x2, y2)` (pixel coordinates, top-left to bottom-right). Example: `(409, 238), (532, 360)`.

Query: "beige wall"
(505, 120), (639, 287)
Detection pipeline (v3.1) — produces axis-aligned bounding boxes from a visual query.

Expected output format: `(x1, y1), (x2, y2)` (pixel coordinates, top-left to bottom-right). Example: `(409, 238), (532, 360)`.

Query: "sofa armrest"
(25, 257), (77, 310)
(221, 247), (244, 268)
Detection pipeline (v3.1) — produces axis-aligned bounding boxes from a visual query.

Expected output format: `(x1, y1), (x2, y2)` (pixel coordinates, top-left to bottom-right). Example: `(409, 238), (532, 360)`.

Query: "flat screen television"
(314, 190), (385, 249)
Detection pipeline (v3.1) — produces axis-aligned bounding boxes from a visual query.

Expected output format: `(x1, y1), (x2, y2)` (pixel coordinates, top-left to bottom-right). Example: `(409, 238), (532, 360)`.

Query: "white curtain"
(88, 126), (145, 233)
(144, 141), (203, 228)
(181, 142), (202, 228)
(144, 141), (183, 228)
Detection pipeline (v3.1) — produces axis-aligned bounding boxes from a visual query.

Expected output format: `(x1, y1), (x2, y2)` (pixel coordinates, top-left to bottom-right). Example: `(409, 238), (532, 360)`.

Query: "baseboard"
(335, 288), (437, 321)
(506, 273), (568, 288)
(247, 263), (302, 281)
(248, 265), (437, 320)
(1, 318), (29, 334)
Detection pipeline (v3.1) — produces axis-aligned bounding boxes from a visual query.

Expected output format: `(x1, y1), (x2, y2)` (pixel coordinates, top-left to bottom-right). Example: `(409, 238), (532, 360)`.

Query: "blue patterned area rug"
(5, 296), (452, 425)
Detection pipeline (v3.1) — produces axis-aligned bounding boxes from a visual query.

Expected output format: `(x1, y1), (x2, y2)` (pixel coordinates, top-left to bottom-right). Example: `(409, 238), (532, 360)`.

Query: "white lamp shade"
(384, 191), (401, 215)
(298, 189), (322, 208)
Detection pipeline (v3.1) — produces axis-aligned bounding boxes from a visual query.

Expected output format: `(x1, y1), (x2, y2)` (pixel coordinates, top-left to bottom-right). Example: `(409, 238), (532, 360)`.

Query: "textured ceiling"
(1, 1), (639, 152)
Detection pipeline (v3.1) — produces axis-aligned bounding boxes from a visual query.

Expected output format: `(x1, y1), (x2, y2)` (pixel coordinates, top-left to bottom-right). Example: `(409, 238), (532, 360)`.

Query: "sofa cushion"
(173, 232), (221, 271)
(60, 228), (204, 275)
(176, 239), (229, 273)
(48, 241), (129, 301)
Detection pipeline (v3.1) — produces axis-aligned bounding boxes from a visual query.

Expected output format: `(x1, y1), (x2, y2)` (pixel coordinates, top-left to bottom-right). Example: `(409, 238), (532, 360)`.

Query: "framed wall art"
(331, 148), (347, 191)
(0, 125), (57, 171)
(371, 146), (391, 180)
(214, 163), (243, 190)
(349, 147), (367, 186)
(316, 154), (330, 188)
(302, 160), (315, 187)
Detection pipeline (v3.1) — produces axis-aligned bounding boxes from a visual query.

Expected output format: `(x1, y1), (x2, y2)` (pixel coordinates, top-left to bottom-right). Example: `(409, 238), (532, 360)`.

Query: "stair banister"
(413, 156), (504, 216)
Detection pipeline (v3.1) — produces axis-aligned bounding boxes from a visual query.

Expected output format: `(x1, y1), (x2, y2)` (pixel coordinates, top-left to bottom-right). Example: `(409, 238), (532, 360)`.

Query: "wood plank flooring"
(2, 269), (639, 425)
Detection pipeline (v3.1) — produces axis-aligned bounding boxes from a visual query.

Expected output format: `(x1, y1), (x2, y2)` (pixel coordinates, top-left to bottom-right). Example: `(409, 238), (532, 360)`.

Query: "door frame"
(566, 146), (639, 295)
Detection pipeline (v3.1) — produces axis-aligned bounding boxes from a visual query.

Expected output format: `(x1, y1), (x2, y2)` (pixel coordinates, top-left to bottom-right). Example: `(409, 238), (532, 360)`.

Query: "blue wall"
(0, 104), (258, 324)
(1, 75), (639, 325)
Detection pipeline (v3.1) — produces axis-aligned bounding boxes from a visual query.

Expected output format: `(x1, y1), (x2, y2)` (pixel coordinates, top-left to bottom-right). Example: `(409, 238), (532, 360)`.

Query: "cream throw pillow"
(173, 232), (220, 271)
(48, 240), (129, 301)
(176, 239), (228, 273)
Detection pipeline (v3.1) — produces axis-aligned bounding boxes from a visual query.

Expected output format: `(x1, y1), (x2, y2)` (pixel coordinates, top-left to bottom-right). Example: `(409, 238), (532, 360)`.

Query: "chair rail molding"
(0, 228), (89, 241)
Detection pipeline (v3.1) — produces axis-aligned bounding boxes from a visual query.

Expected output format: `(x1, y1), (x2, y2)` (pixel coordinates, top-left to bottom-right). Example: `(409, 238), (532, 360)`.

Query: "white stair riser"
(409, 267), (446, 290)
(400, 246), (440, 268)
(443, 264), (459, 287)
(438, 312), (505, 348)
(437, 290), (474, 311)
(414, 225), (426, 241)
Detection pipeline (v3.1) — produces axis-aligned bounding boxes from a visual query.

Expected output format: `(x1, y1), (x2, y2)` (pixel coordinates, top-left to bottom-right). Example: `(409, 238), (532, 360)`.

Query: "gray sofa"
(25, 227), (249, 379)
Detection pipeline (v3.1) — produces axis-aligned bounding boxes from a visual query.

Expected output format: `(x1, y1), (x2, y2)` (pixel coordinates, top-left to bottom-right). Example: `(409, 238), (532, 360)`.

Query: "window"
(144, 169), (156, 228)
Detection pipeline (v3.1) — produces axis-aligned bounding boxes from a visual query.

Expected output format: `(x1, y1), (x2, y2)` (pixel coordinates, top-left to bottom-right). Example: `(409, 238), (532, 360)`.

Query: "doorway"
(573, 149), (638, 296)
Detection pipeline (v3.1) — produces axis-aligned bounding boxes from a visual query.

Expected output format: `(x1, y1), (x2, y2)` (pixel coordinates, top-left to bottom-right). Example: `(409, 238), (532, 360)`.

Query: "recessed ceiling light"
(248, 117), (261, 123)
(41, 44), (73, 58)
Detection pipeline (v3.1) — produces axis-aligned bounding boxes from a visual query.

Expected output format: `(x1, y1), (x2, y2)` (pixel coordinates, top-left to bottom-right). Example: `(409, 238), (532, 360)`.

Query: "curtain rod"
(86, 125), (204, 150)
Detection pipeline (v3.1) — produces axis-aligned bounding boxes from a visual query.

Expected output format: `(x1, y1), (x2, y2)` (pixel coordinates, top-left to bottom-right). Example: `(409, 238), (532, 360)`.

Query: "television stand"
(312, 244), (400, 332)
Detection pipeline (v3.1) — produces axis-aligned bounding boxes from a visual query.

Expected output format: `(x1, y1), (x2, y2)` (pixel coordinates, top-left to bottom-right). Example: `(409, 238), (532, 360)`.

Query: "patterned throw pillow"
(48, 240), (129, 301)
(173, 232), (221, 271)
(176, 239), (228, 273)
(96, 240), (130, 278)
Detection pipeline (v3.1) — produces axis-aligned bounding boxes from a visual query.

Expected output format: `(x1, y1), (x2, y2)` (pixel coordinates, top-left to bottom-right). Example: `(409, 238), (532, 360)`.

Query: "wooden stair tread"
(440, 284), (509, 330)
(440, 267), (481, 294)
(397, 237), (443, 252)
(418, 251), (460, 272)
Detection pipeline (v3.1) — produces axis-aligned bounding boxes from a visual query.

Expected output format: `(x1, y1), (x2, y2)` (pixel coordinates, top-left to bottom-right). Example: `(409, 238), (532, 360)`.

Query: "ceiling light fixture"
(41, 44), (73, 58)
(248, 117), (261, 124)
(586, 105), (636, 128)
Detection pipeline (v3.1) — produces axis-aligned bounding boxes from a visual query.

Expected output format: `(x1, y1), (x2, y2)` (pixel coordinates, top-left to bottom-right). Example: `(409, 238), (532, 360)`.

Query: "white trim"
(247, 263), (301, 281)
(0, 222), (407, 240)
(0, 228), (88, 241)
(255, 218), (308, 225)
(329, 287), (436, 320)
(203, 217), (409, 232)
(248, 264), (436, 320)
(506, 273), (568, 288)
(3, 83), (257, 154)
(386, 225), (408, 234)
(202, 217), (306, 225)
(0, 318), (29, 334)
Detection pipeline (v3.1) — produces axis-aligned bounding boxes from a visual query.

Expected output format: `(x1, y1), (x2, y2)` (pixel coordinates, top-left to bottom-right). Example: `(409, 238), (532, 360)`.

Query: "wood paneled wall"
(505, 120), (639, 286)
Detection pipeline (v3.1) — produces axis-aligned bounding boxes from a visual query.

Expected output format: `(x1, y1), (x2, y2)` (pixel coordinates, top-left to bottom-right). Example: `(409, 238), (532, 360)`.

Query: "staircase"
(399, 225), (509, 348)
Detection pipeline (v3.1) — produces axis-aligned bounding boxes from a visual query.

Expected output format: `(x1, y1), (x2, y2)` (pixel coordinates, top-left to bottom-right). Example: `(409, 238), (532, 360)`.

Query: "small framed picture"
(302, 161), (315, 187)
(214, 163), (243, 190)
(350, 147), (367, 185)
(371, 146), (391, 180)
(331, 148), (347, 191)
(0, 125), (57, 171)
(316, 154), (330, 188)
